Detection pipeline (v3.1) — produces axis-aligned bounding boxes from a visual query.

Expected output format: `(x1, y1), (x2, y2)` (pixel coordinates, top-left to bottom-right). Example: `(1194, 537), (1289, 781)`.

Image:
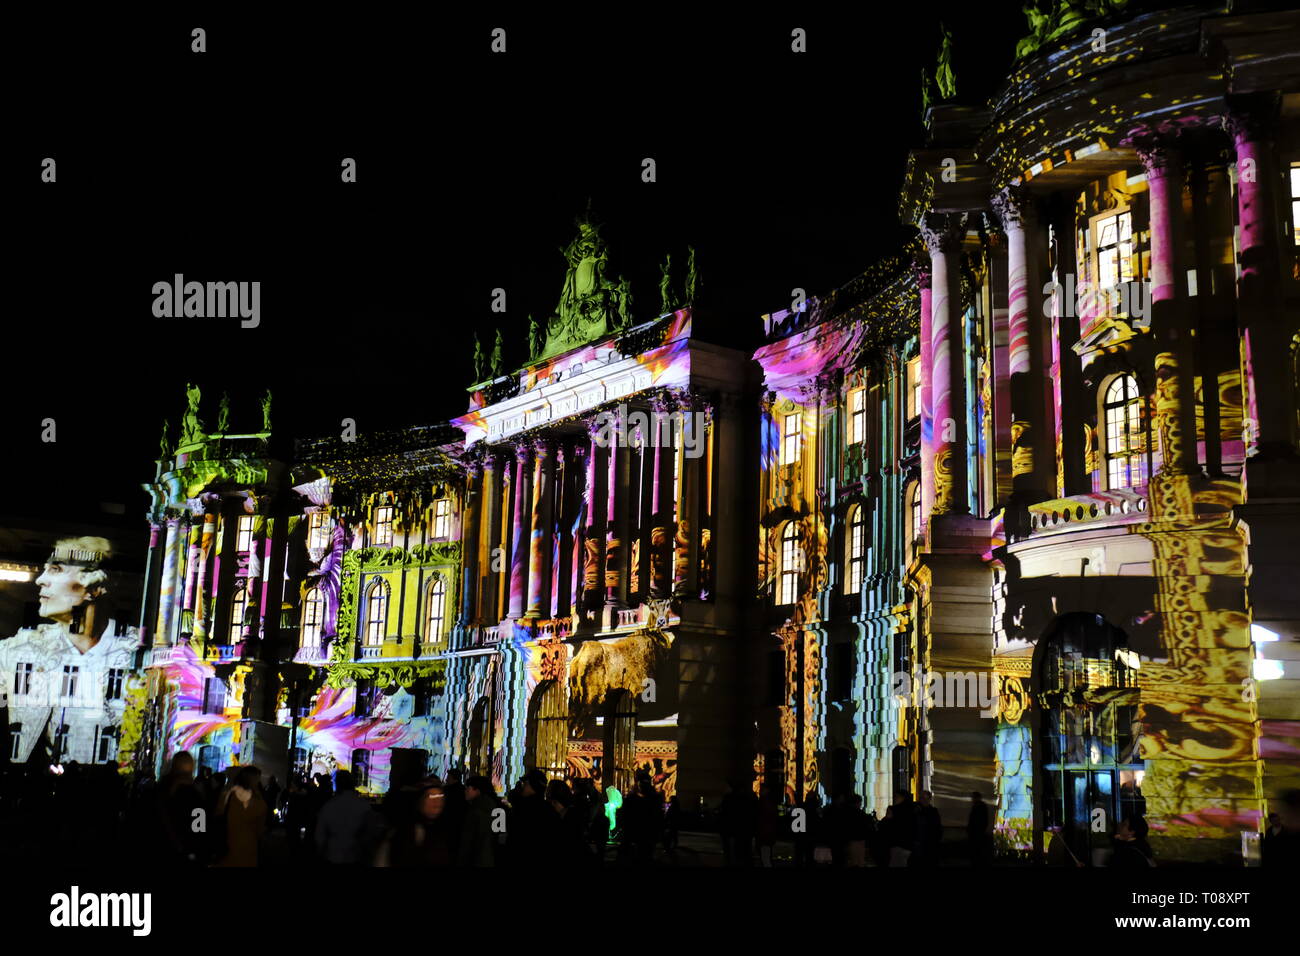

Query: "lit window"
(307, 512), (331, 550)
(426, 578), (447, 641)
(908, 482), (922, 563)
(847, 388), (866, 446)
(60, 665), (79, 698)
(351, 749), (371, 789)
(230, 584), (249, 642)
(781, 412), (802, 467)
(374, 505), (394, 546)
(13, 662), (32, 696)
(846, 505), (867, 595)
(235, 514), (255, 553)
(8, 725), (21, 761)
(202, 677), (227, 714)
(105, 668), (124, 701)
(1291, 164), (1299, 246)
(433, 499), (452, 539)
(96, 728), (117, 763)
(778, 522), (801, 606)
(301, 587), (324, 647)
(906, 357), (920, 421)
(1104, 374), (1148, 489)
(365, 581), (387, 644)
(1095, 211), (1134, 311)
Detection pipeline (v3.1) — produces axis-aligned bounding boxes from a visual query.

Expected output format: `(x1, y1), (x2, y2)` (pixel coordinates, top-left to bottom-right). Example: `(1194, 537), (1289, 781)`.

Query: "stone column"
(478, 454), (503, 625)
(604, 416), (625, 607)
(676, 397), (704, 597)
(460, 459), (483, 623)
(992, 186), (1055, 501)
(1137, 140), (1199, 477)
(496, 453), (513, 622)
(915, 257), (935, 533)
(508, 443), (533, 620)
(154, 516), (182, 647)
(649, 397), (675, 598)
(921, 212), (970, 516)
(582, 423), (604, 612)
(526, 439), (555, 618)
(568, 442), (589, 621)
(1226, 96), (1297, 460)
(139, 522), (163, 647)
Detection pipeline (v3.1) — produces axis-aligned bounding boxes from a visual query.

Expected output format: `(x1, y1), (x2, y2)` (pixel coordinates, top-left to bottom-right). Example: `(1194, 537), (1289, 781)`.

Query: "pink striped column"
(921, 212), (969, 515)
(915, 258), (935, 534)
(507, 443), (533, 620)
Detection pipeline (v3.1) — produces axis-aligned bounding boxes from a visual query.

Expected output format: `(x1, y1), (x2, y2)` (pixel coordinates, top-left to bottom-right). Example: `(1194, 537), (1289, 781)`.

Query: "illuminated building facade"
(444, 212), (754, 807)
(755, 1), (1300, 864)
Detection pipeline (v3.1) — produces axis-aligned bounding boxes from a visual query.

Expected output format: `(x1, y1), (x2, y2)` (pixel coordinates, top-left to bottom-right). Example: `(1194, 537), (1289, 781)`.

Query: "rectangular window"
(352, 749), (371, 790)
(433, 499), (452, 539)
(235, 514), (255, 553)
(8, 725), (21, 761)
(780, 412), (802, 467)
(1094, 211), (1134, 317)
(13, 662), (32, 696)
(97, 728), (117, 763)
(374, 505), (394, 546)
(60, 665), (79, 698)
(307, 512), (331, 550)
(202, 677), (227, 715)
(105, 668), (125, 701)
(906, 357), (920, 421)
(1291, 163), (1299, 247)
(847, 388), (866, 446)
(53, 725), (69, 760)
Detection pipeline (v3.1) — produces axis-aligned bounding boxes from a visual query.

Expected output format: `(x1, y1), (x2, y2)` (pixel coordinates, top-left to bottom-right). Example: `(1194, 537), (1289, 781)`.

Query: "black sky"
(6, 6), (1021, 528)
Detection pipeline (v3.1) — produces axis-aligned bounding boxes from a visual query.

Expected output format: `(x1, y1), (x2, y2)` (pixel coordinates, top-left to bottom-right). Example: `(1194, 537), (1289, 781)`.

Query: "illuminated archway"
(524, 679), (568, 781)
(1033, 613), (1144, 865)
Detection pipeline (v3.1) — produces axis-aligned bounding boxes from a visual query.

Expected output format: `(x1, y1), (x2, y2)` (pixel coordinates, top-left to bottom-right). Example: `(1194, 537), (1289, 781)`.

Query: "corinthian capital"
(990, 184), (1036, 232)
(919, 212), (967, 256)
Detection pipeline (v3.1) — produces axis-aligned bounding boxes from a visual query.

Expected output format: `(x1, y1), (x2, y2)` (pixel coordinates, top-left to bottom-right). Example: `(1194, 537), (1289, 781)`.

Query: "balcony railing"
(358, 645), (383, 660)
(1023, 489), (1148, 538)
(293, 646), (330, 664)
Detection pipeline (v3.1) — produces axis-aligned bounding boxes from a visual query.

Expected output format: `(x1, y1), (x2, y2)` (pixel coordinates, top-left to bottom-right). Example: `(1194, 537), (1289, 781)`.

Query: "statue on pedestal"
(659, 254), (675, 315)
(216, 392), (230, 434)
(472, 333), (485, 383)
(261, 389), (272, 433)
(179, 382), (204, 446)
(490, 329), (504, 378)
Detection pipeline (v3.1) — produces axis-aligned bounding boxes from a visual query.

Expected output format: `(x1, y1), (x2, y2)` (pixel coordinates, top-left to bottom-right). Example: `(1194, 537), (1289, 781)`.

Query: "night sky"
(6, 7), (1019, 529)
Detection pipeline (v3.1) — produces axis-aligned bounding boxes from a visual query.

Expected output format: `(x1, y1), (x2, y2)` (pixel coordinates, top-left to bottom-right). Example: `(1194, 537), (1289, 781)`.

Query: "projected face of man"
(35, 558), (92, 623)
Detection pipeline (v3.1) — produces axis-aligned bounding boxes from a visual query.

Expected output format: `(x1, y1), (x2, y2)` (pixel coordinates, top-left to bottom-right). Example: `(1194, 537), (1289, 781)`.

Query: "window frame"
(780, 411), (802, 467)
(235, 514), (255, 553)
(425, 576), (447, 642)
(1101, 373), (1149, 490)
(301, 586), (324, 648)
(845, 504), (867, 596)
(365, 580), (388, 645)
(373, 504), (395, 547)
(307, 511), (331, 551)
(778, 521), (801, 606)
(846, 387), (867, 447)
(432, 499), (452, 539)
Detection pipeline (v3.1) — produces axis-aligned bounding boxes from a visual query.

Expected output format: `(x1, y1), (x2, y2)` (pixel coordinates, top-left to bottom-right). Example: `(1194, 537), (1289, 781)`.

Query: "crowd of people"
(145, 754), (682, 867)
(4, 754), (1299, 868)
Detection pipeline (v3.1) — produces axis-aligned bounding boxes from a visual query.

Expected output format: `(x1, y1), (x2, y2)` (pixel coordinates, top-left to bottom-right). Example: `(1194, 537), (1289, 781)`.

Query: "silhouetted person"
(888, 791), (916, 866)
(383, 783), (452, 867)
(315, 769), (381, 865)
(548, 779), (593, 865)
(158, 751), (207, 866)
(718, 778), (757, 866)
(1263, 790), (1300, 868)
(845, 795), (870, 867)
(215, 766), (268, 867)
(756, 784), (781, 867)
(458, 775), (500, 867)
(1109, 817), (1154, 867)
(509, 769), (560, 866)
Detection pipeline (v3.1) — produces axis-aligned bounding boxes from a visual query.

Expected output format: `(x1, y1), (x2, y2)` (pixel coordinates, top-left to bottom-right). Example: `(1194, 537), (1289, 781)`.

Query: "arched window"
(778, 522), (801, 606)
(365, 581), (388, 645)
(300, 587), (323, 648)
(425, 577), (447, 641)
(524, 680), (568, 781)
(845, 504), (867, 595)
(1036, 613), (1144, 866)
(1103, 374), (1148, 489)
(229, 584), (249, 643)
